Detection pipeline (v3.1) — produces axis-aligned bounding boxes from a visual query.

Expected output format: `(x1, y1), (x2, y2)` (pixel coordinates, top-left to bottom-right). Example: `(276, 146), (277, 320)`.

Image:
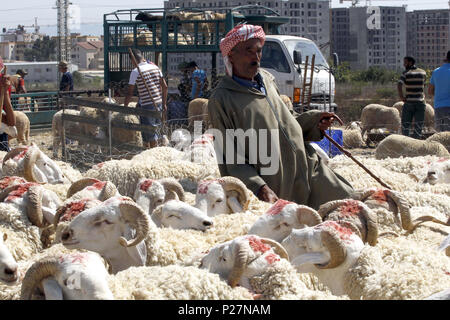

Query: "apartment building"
(163, 0), (330, 78)
(331, 6), (406, 71)
(407, 9), (450, 70)
(71, 40), (104, 70)
(4, 61), (78, 85)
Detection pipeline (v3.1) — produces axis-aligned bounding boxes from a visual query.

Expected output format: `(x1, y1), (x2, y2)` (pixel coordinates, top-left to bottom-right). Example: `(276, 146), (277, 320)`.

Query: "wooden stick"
(323, 131), (393, 190)
(128, 48), (166, 129)
(0, 65), (7, 123)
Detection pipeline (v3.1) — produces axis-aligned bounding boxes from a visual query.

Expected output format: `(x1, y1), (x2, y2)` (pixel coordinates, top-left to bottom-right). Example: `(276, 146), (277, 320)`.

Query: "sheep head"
(0, 231), (19, 284)
(60, 196), (150, 273)
(423, 159), (450, 185)
(195, 176), (250, 217)
(248, 199), (322, 243)
(318, 199), (379, 246)
(151, 200), (213, 231)
(200, 235), (289, 289)
(20, 252), (113, 300)
(133, 178), (185, 215)
(66, 178), (119, 201)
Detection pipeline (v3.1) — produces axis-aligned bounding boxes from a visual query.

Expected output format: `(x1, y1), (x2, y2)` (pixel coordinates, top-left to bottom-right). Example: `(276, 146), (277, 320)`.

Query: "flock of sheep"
(0, 96), (449, 300)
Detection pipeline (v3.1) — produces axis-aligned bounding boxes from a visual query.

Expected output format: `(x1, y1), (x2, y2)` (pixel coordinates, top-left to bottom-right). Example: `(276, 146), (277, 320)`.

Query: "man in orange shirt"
(0, 57), (17, 151)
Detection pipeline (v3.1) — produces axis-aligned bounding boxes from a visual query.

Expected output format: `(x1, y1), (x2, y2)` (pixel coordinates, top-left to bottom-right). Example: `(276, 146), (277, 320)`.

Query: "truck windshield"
(284, 40), (328, 68)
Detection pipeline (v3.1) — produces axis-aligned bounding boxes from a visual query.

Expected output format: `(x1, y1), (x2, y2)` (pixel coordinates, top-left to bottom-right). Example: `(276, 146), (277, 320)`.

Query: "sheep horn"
(408, 215), (450, 233)
(150, 204), (164, 227)
(27, 185), (47, 228)
(20, 257), (60, 300)
(159, 178), (185, 202)
(0, 184), (21, 202)
(350, 188), (377, 201)
(260, 238), (290, 261)
(2, 147), (29, 166)
(66, 178), (100, 199)
(296, 205), (322, 227)
(98, 181), (118, 201)
(316, 229), (347, 269)
(219, 176), (250, 211)
(118, 200), (150, 247)
(338, 220), (363, 240)
(23, 148), (41, 183)
(318, 199), (349, 219)
(228, 241), (250, 288)
(357, 204), (379, 246)
(387, 190), (412, 231)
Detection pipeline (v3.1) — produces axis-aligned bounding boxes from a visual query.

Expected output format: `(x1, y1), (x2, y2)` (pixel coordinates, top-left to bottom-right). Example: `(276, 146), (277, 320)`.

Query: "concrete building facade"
(407, 9), (450, 70)
(331, 6), (407, 71)
(4, 61), (78, 85)
(163, 0), (331, 79)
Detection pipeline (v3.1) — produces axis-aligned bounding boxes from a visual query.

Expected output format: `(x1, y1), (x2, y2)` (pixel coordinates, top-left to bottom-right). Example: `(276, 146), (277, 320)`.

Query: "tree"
(24, 36), (57, 62)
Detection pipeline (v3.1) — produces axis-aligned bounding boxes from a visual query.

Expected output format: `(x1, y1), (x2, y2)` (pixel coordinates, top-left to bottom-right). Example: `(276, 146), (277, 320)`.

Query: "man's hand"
(257, 184), (279, 203)
(318, 112), (344, 131)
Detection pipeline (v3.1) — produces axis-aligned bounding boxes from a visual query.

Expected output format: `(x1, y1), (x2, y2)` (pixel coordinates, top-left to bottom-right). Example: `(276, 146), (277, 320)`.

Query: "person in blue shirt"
(428, 51), (450, 132)
(188, 61), (208, 99)
(59, 61), (74, 92)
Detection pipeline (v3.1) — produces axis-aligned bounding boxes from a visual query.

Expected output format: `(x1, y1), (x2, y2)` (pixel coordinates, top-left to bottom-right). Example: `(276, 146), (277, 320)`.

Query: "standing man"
(207, 24), (353, 209)
(10, 69), (28, 94)
(124, 49), (167, 149)
(0, 58), (17, 151)
(59, 61), (73, 92)
(188, 61), (208, 99)
(428, 51), (450, 132)
(397, 56), (427, 139)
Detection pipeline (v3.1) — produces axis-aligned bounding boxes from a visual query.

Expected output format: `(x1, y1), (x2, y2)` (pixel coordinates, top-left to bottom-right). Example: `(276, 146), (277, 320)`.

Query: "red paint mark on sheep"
(371, 189), (389, 203)
(139, 179), (154, 192)
(246, 236), (271, 253)
(197, 180), (216, 194)
(86, 181), (106, 191)
(264, 253), (280, 264)
(13, 148), (30, 161)
(437, 158), (448, 163)
(318, 221), (354, 242)
(0, 176), (26, 190)
(5, 182), (39, 202)
(339, 200), (362, 217)
(265, 199), (294, 216)
(443, 268), (450, 276)
(61, 200), (88, 222)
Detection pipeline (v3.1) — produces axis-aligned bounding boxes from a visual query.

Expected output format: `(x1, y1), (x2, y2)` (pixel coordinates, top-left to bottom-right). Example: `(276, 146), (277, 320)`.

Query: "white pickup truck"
(260, 35), (337, 113)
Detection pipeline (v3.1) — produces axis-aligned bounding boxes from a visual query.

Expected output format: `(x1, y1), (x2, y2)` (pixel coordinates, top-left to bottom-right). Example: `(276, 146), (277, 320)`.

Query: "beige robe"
(207, 69), (353, 210)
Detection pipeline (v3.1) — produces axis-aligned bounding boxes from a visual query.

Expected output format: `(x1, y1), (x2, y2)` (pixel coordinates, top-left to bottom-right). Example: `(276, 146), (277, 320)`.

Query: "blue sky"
(0, 0), (448, 35)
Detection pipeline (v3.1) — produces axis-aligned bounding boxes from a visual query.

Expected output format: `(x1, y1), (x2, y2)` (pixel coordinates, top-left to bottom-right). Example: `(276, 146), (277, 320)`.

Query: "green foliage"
(375, 87), (397, 99)
(334, 63), (402, 85)
(24, 36), (57, 62)
(72, 71), (83, 86)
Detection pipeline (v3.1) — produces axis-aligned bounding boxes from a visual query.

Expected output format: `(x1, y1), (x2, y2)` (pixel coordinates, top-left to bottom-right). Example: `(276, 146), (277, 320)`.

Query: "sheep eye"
(282, 222), (291, 227)
(221, 257), (226, 262)
(216, 199), (223, 203)
(167, 215), (180, 220)
(63, 279), (68, 287)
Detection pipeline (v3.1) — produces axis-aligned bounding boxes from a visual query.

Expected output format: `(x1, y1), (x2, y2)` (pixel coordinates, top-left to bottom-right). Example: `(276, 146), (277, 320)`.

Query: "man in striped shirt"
(397, 56), (427, 139)
(124, 49), (168, 149)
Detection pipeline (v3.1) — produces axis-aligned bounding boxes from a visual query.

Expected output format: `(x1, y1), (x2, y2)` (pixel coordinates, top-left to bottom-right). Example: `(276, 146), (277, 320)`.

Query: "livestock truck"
(103, 5), (338, 112)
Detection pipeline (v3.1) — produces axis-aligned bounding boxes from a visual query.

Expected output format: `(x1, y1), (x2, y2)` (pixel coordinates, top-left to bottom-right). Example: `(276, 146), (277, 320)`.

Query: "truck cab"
(260, 35), (337, 112)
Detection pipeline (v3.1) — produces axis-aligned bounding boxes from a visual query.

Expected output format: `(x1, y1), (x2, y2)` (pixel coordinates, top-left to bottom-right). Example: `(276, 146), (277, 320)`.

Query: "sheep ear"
(41, 278), (64, 300)
(227, 193), (243, 213)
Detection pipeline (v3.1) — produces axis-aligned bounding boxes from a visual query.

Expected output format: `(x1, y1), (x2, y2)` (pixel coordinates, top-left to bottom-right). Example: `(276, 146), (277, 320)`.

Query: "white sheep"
(426, 131), (450, 152)
(19, 250), (252, 300)
(360, 104), (401, 140)
(65, 178), (120, 202)
(422, 159), (450, 185)
(0, 182), (62, 228)
(182, 133), (217, 164)
(199, 234), (342, 299)
(375, 134), (449, 159)
(247, 199), (322, 243)
(392, 101), (435, 133)
(133, 177), (185, 215)
(194, 176), (250, 216)
(86, 146), (220, 196)
(51, 109), (80, 158)
(8, 111), (30, 146)
(187, 98), (209, 130)
(282, 220), (450, 299)
(151, 200), (213, 231)
(342, 128), (364, 149)
(0, 230), (19, 284)
(1, 144), (68, 184)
